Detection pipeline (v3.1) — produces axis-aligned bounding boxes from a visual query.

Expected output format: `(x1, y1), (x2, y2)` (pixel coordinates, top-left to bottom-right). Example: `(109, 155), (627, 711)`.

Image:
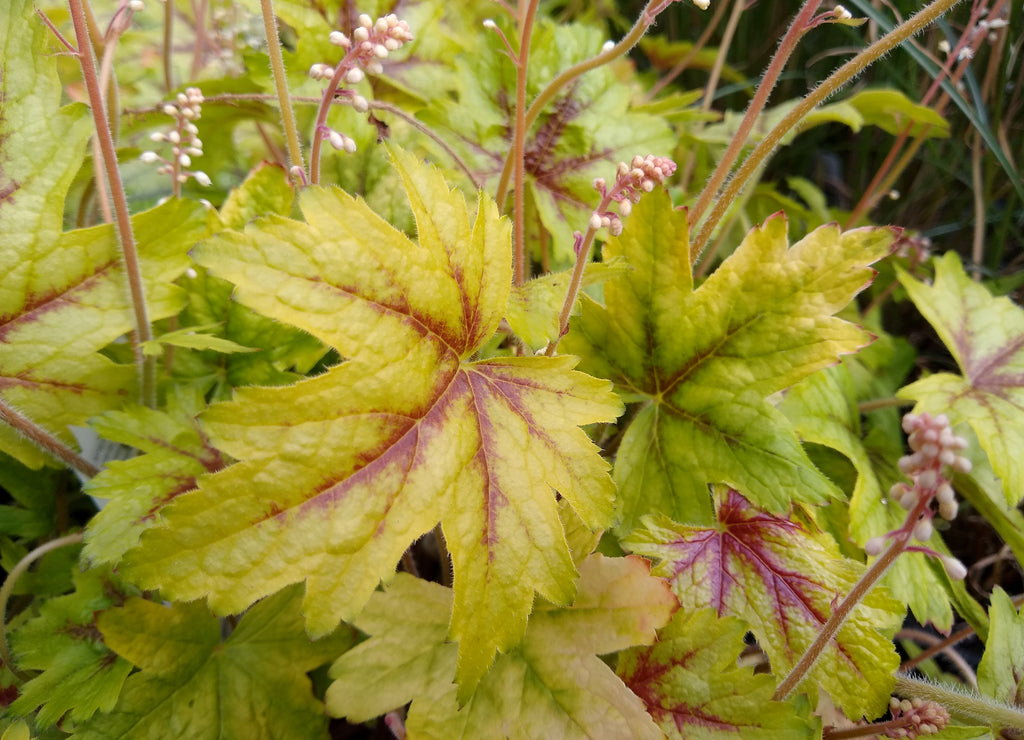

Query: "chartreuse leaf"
(780, 363), (956, 632)
(564, 190), (894, 530)
(83, 385), (225, 565)
(74, 584), (352, 740)
(122, 148), (622, 698)
(327, 555), (675, 738)
(0, 0), (211, 465)
(618, 609), (818, 739)
(8, 567), (134, 727)
(978, 588), (1024, 706)
(898, 252), (1024, 506)
(624, 489), (904, 719)
(0, 187), (210, 468)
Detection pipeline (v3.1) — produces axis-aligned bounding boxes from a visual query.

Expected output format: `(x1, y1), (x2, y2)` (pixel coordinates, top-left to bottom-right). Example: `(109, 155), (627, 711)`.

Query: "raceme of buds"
(589, 155), (676, 236)
(138, 87), (210, 188)
(884, 697), (950, 739)
(864, 411), (969, 580)
(309, 13), (413, 84)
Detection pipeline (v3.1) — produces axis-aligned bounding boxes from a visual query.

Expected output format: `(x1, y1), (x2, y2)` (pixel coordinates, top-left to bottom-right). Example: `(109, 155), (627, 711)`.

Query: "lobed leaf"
(898, 252), (1024, 506)
(977, 588), (1024, 706)
(618, 609), (818, 739)
(75, 584), (352, 740)
(564, 191), (895, 530)
(624, 489), (904, 719)
(327, 555), (676, 738)
(122, 148), (622, 697)
(83, 385), (225, 564)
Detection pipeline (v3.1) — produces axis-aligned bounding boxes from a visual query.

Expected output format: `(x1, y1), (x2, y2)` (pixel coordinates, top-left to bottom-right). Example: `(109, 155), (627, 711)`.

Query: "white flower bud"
(374, 17), (388, 34)
(167, 130), (181, 144)
(384, 38), (401, 51)
(913, 518), (933, 543)
(589, 213), (603, 231)
(366, 61), (383, 75)
(329, 31), (349, 47)
(193, 171), (212, 187)
(178, 153), (191, 167)
(353, 27), (370, 42)
(692, 0), (710, 8)
(601, 40), (615, 53)
(327, 130), (347, 150)
(346, 68), (365, 84)
(864, 536), (886, 556)
(916, 469), (938, 489)
(373, 44), (389, 58)
(483, 19), (497, 29)
(618, 200), (632, 217)
(953, 456), (973, 474)
(150, 131), (167, 142)
(162, 104), (177, 116)
(139, 151), (161, 163)
(177, 92), (189, 106)
(935, 483), (955, 504)
(129, 0), (145, 11)
(358, 13), (373, 28)
(941, 555), (967, 581)
(939, 499), (958, 521)
(352, 95), (369, 113)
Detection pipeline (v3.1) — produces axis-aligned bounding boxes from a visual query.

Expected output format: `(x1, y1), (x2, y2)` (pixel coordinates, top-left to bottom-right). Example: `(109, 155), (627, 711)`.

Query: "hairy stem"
(774, 528), (912, 701)
(69, 0), (155, 409)
(689, 0), (824, 229)
(512, 0), (540, 285)
(0, 401), (100, 478)
(893, 674), (1024, 731)
(0, 533), (85, 682)
(260, 0), (305, 182)
(690, 0), (967, 263)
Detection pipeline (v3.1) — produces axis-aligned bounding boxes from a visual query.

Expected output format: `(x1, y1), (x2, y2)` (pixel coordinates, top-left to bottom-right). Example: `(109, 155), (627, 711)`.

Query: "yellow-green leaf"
(564, 191), (895, 530)
(122, 148), (622, 698)
(898, 252), (1024, 506)
(327, 555), (676, 738)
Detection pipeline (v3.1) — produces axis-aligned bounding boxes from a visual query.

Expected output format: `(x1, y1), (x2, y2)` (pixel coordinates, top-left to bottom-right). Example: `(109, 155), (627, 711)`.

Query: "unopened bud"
(941, 555), (967, 580)
(346, 68), (365, 84)
(913, 518), (933, 542)
(193, 171), (212, 187)
(864, 536), (886, 556)
(139, 151), (160, 163)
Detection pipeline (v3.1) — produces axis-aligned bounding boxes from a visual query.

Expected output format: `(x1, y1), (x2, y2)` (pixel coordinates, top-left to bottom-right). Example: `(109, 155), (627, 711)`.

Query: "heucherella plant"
(3, 0), (1024, 737)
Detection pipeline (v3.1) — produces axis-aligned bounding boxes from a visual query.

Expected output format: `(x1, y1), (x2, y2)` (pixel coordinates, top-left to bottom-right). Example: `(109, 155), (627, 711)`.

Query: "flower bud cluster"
(589, 155), (676, 236)
(884, 697), (950, 738)
(307, 14), (412, 158)
(139, 88), (211, 187)
(864, 412), (970, 580)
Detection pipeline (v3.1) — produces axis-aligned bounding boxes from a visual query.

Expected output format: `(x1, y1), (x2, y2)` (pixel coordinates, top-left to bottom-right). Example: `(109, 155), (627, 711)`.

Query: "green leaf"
(8, 567), (134, 727)
(140, 324), (258, 357)
(74, 584), (352, 740)
(845, 89), (950, 138)
(618, 609), (818, 739)
(898, 252), (1024, 506)
(624, 490), (904, 719)
(82, 385), (225, 564)
(122, 148), (622, 698)
(977, 588), (1024, 706)
(564, 190), (894, 529)
(327, 554), (675, 738)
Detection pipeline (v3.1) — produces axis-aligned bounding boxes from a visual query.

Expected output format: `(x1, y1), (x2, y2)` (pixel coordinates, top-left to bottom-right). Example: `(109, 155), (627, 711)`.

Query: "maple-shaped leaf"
(420, 19), (673, 264)
(563, 190), (895, 530)
(74, 584), (352, 740)
(82, 384), (225, 565)
(8, 567), (134, 728)
(618, 608), (818, 738)
(780, 363), (956, 632)
(121, 148), (622, 695)
(624, 489), (904, 719)
(898, 251), (1024, 506)
(327, 554), (675, 737)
